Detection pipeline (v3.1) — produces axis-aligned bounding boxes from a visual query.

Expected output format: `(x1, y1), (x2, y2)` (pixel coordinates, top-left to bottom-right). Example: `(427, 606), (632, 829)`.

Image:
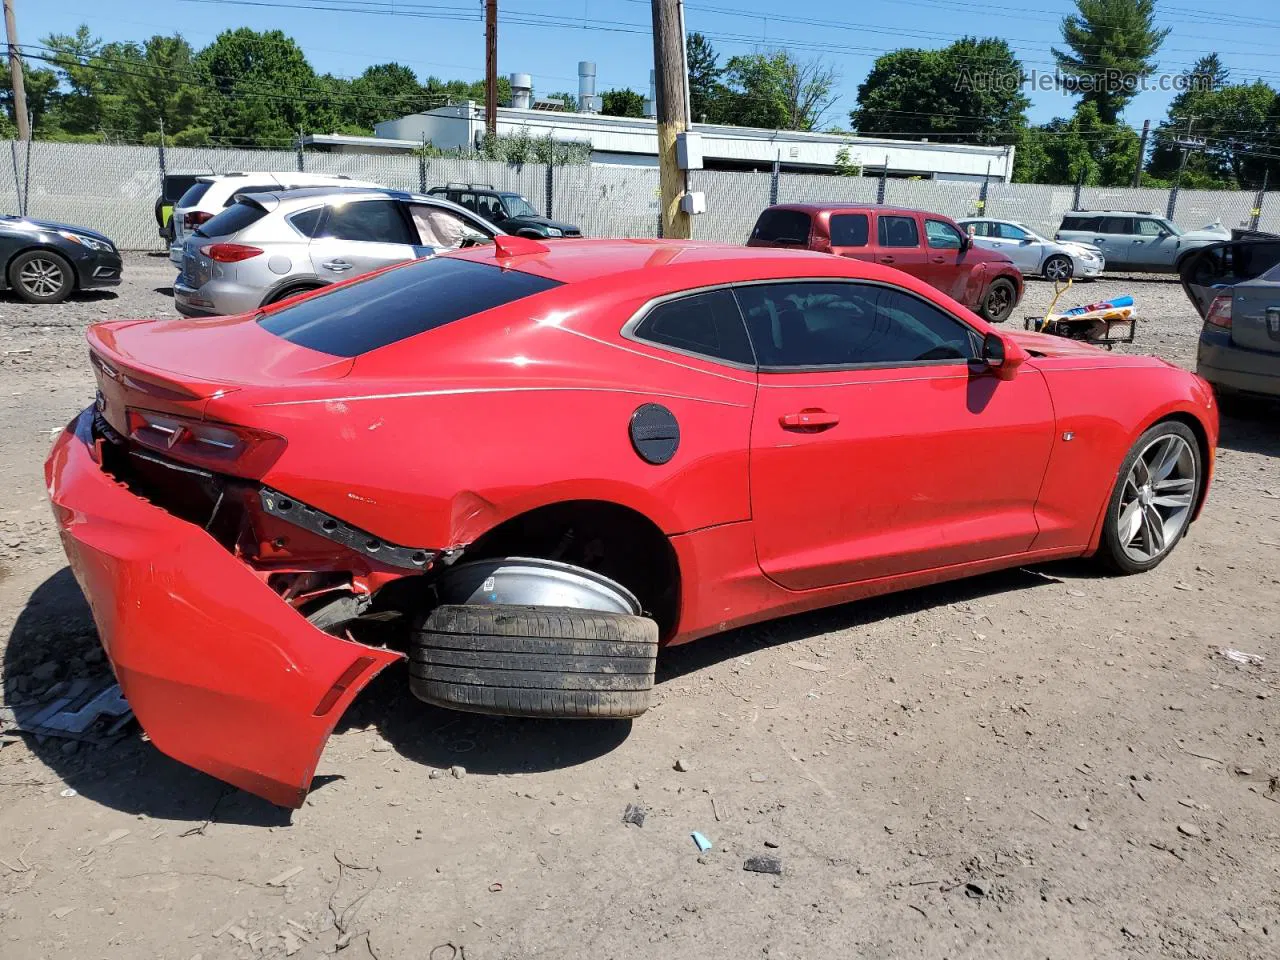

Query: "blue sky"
(17, 0), (1280, 132)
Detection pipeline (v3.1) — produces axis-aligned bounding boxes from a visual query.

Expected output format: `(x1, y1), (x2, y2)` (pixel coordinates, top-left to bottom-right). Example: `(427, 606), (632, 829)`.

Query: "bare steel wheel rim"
(1116, 434), (1196, 563)
(1045, 256), (1072, 281)
(986, 284), (1011, 317)
(19, 257), (65, 297)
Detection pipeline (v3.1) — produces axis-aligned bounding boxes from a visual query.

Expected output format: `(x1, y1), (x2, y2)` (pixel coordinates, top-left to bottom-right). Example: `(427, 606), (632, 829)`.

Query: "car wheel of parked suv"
(1042, 254), (1073, 282)
(1097, 421), (1201, 575)
(979, 278), (1017, 323)
(10, 250), (74, 304)
(410, 603), (659, 718)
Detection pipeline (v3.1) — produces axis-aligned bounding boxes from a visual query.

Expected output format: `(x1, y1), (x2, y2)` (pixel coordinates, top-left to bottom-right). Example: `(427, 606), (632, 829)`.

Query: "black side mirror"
(959, 234), (971, 252)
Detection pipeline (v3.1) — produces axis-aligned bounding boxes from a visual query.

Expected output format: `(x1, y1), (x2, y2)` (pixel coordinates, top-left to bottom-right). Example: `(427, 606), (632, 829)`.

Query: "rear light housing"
(1205, 294), (1232, 329)
(184, 210), (213, 230)
(126, 408), (287, 479)
(200, 243), (264, 263)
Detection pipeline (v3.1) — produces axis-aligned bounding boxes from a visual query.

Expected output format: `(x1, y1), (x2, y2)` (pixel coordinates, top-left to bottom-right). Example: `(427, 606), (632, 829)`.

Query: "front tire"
(1097, 421), (1201, 574)
(10, 250), (74, 304)
(410, 604), (659, 718)
(1042, 254), (1073, 282)
(979, 277), (1017, 323)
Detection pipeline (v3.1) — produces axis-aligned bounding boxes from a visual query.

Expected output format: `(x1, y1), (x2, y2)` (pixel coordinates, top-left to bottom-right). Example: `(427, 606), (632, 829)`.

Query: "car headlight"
(543, 227), (563, 238)
(57, 230), (114, 253)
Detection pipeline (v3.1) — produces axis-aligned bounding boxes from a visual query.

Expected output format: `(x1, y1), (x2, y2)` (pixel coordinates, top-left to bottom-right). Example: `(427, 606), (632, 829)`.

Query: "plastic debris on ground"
(1219, 649), (1264, 666)
(691, 831), (712, 852)
(0, 679), (134, 745)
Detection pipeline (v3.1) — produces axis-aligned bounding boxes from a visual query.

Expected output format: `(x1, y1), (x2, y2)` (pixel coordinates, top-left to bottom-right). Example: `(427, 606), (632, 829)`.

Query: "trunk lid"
(1228, 271), (1280, 354)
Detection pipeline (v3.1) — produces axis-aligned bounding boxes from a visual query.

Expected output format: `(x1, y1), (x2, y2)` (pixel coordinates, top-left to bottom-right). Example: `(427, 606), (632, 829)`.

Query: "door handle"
(931, 256), (946, 263)
(780, 410), (840, 430)
(1132, 239), (1145, 243)
(322, 259), (353, 272)
(881, 256), (895, 263)
(1093, 238), (1105, 244)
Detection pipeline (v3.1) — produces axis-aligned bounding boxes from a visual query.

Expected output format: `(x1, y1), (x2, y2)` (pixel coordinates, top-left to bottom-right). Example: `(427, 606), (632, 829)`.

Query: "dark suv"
(749, 204), (1024, 322)
(426, 183), (581, 239)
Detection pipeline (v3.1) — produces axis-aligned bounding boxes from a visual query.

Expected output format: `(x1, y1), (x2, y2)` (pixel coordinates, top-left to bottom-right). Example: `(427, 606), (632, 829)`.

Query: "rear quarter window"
(258, 257), (562, 357)
(750, 209), (812, 245)
(177, 181), (213, 207)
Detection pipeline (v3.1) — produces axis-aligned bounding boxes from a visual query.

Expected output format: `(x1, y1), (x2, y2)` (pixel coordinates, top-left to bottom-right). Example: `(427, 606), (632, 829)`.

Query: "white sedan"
(958, 218), (1104, 282)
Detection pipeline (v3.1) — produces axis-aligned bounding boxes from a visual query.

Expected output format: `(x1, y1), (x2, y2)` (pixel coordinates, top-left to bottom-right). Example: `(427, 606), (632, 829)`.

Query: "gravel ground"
(1, 253), (1278, 960)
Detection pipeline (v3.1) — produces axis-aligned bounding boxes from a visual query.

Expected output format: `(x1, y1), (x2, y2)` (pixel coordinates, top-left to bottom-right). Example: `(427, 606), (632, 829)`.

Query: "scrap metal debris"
(0, 679), (133, 744)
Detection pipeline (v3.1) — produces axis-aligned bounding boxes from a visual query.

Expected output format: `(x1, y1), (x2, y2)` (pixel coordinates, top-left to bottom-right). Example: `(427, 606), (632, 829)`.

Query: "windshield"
(1159, 219), (1183, 236)
(500, 193), (539, 218)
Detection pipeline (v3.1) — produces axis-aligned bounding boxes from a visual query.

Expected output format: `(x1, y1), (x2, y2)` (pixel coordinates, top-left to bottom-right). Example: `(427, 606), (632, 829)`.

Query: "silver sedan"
(958, 218), (1104, 281)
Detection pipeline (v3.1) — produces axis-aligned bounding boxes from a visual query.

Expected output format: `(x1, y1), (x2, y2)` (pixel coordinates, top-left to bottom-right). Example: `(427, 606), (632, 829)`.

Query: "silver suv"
(173, 187), (499, 317)
(1055, 211), (1229, 273)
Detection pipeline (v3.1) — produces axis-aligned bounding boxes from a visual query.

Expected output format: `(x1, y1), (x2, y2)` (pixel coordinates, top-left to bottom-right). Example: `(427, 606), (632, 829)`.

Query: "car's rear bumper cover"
(1197, 328), (1280, 398)
(44, 407), (402, 808)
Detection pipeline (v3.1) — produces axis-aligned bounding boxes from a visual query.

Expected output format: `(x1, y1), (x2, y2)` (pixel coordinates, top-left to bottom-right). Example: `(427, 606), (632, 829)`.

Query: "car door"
(738, 280), (1055, 589)
(874, 213), (929, 279)
(922, 217), (969, 300)
(1093, 217), (1134, 266)
(993, 222), (1043, 273)
(308, 198), (420, 280)
(1133, 217), (1178, 269)
(828, 211), (873, 262)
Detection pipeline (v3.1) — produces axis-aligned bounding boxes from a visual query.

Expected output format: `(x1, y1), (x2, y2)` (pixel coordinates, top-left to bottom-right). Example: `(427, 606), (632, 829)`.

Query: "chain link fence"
(3, 139), (1278, 250)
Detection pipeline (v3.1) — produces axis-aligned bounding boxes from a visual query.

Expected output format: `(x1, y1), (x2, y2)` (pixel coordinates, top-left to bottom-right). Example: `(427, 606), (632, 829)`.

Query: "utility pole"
(484, 0), (498, 138)
(1133, 118), (1150, 188)
(651, 0), (690, 238)
(3, 0), (30, 141)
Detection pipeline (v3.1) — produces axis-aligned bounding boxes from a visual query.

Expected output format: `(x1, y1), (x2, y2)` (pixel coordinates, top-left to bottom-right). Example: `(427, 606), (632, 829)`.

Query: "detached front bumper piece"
(45, 407), (401, 808)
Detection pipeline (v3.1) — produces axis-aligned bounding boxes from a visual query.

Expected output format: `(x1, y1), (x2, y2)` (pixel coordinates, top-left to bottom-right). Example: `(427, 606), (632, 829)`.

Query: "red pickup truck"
(748, 204), (1024, 323)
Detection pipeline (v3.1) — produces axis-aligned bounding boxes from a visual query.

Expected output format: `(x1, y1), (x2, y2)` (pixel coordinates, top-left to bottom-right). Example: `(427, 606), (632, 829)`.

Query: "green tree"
(0, 58), (59, 132)
(852, 38), (1029, 146)
(123, 35), (206, 141)
(601, 88), (645, 118)
(687, 32), (725, 122)
(720, 50), (839, 130)
(1052, 0), (1169, 124)
(1018, 103), (1140, 185)
(347, 62), (425, 129)
(833, 146), (860, 176)
(40, 25), (111, 134)
(544, 91), (579, 111)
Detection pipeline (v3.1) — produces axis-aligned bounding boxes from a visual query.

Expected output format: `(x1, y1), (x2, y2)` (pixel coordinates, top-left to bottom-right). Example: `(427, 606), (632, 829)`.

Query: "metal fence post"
(1250, 170), (1268, 231)
(1165, 185), (1178, 221)
(545, 158), (554, 220)
(1072, 170), (1083, 211)
(876, 154), (888, 205)
(418, 138), (427, 193)
(977, 177), (989, 218)
(769, 152), (780, 205)
(22, 136), (31, 216)
(9, 140), (21, 216)
(296, 128), (305, 172)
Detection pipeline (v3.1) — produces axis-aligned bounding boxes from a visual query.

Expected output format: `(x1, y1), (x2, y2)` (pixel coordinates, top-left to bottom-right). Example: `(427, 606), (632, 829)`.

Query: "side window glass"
(878, 215), (920, 248)
(457, 192), (478, 212)
(632, 289), (755, 365)
(288, 207), (324, 238)
(829, 214), (868, 247)
(409, 204), (489, 248)
(996, 223), (1029, 241)
(967, 221), (989, 237)
(1136, 219), (1164, 236)
(320, 200), (415, 244)
(1099, 217), (1133, 235)
(225, 183), (276, 206)
(734, 282), (976, 369)
(926, 219), (963, 249)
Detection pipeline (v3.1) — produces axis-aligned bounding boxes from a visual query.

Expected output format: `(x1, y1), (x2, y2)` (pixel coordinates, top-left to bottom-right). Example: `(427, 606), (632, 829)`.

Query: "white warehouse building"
(305, 65), (1014, 183)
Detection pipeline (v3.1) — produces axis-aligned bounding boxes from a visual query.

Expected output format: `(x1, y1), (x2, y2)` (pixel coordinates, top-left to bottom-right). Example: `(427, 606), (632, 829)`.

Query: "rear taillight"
(200, 243), (264, 263)
(184, 210), (213, 230)
(126, 408), (286, 479)
(1205, 294), (1232, 329)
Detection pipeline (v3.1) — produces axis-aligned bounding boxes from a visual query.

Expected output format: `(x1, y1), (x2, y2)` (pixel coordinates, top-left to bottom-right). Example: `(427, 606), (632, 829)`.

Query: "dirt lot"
(1, 254), (1278, 960)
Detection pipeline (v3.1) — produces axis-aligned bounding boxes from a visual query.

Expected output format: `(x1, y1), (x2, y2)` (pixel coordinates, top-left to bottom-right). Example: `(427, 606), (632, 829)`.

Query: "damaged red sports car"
(46, 236), (1218, 807)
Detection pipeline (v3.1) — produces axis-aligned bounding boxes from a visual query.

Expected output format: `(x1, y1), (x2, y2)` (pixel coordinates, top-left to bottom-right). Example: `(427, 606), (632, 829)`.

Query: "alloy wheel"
(1115, 434), (1196, 563)
(19, 257), (66, 298)
(1044, 256), (1072, 282)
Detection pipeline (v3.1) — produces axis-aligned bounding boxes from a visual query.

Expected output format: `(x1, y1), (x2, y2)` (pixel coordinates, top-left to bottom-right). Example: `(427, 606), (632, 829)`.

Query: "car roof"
(447, 237), (894, 286)
(233, 186), (491, 224)
(764, 203), (941, 217)
(1063, 210), (1162, 216)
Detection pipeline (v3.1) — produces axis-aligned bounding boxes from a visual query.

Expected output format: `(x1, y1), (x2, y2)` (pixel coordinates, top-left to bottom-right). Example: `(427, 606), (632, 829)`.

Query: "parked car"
(155, 170), (212, 245)
(748, 204), (1024, 322)
(0, 214), (122, 303)
(426, 182), (581, 239)
(48, 236), (1217, 807)
(958, 217), (1104, 281)
(173, 187), (498, 317)
(1177, 237), (1280, 402)
(169, 172), (384, 265)
(1055, 211), (1230, 273)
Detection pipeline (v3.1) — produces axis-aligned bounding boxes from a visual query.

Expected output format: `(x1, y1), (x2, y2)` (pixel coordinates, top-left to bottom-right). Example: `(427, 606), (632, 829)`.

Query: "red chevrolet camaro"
(47, 236), (1217, 807)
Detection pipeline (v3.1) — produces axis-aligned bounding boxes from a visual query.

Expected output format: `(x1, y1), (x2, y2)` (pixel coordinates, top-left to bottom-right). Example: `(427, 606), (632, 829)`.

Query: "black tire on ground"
(1042, 254), (1073, 282)
(410, 604), (659, 719)
(1096, 420), (1202, 575)
(9, 249), (75, 304)
(979, 277), (1017, 323)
